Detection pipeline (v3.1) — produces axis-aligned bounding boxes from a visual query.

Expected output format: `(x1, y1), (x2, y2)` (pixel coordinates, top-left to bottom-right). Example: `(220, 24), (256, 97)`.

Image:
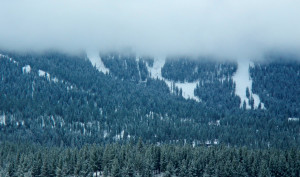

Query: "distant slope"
(0, 51), (299, 148)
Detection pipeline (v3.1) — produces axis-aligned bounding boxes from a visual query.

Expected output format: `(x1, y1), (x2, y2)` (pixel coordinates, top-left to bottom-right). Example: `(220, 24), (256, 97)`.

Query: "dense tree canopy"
(0, 51), (299, 149)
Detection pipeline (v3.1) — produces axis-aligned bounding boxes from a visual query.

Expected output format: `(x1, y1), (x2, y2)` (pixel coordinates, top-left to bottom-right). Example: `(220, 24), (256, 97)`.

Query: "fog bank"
(0, 0), (300, 60)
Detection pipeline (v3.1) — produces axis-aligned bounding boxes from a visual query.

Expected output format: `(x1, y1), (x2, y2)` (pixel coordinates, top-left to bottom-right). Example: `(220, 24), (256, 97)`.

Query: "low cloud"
(0, 0), (300, 59)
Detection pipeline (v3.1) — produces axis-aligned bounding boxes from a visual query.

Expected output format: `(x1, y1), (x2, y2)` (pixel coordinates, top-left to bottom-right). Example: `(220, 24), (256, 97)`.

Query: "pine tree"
(144, 159), (154, 177)
(7, 162), (15, 177)
(103, 166), (109, 177)
(55, 167), (62, 177)
(203, 160), (215, 177)
(234, 162), (248, 177)
(243, 101), (247, 110)
(80, 160), (92, 177)
(179, 160), (188, 177)
(160, 152), (168, 172)
(90, 148), (101, 177)
(246, 87), (250, 98)
(41, 160), (50, 177)
(188, 160), (198, 177)
(258, 160), (271, 177)
(122, 164), (135, 177)
(31, 159), (42, 177)
(111, 158), (120, 177)
(74, 158), (82, 176)
(48, 159), (56, 177)
(164, 163), (175, 177)
(137, 138), (144, 152)
(61, 163), (69, 177)
(15, 164), (25, 177)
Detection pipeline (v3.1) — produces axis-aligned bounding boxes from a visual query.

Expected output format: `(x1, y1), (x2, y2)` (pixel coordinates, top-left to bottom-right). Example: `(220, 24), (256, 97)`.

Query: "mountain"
(0, 51), (299, 149)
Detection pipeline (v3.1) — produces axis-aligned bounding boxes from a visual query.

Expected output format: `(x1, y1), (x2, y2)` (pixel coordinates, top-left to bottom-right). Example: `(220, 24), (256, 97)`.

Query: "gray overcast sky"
(0, 0), (300, 59)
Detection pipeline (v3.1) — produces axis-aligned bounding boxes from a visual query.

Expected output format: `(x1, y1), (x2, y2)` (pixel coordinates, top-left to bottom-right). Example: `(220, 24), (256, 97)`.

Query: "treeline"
(0, 141), (299, 177)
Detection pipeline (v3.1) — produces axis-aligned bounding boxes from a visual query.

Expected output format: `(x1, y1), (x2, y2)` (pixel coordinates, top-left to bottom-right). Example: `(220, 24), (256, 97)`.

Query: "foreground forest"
(1, 141), (299, 177)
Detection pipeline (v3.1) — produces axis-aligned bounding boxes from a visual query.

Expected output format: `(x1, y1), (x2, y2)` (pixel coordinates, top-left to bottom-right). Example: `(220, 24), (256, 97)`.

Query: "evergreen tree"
(80, 160), (92, 177)
(7, 162), (15, 177)
(15, 164), (25, 177)
(41, 160), (50, 177)
(164, 163), (175, 177)
(258, 160), (271, 177)
(55, 167), (62, 177)
(246, 87), (250, 98)
(111, 158), (121, 177)
(103, 166), (109, 177)
(90, 148), (101, 177)
(179, 160), (188, 177)
(31, 158), (42, 177)
(203, 160), (215, 177)
(188, 160), (198, 177)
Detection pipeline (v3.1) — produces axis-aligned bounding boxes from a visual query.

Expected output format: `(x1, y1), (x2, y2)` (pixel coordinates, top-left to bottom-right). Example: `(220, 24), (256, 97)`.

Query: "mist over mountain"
(1, 1), (300, 176)
(1, 0), (300, 59)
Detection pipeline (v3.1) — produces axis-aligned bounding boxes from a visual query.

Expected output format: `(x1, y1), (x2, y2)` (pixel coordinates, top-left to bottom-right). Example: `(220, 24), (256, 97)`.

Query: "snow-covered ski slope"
(87, 51), (109, 74)
(148, 57), (265, 107)
(232, 60), (264, 109)
(147, 57), (200, 102)
(85, 52), (264, 107)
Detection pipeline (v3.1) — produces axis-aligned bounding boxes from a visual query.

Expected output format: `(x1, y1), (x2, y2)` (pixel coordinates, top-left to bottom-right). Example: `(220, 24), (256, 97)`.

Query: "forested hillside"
(0, 51), (299, 149)
(1, 0), (300, 176)
(250, 59), (300, 117)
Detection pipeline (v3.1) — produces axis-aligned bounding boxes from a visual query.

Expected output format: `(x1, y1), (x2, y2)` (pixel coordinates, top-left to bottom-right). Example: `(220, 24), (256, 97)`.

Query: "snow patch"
(114, 130), (125, 140)
(22, 65), (31, 73)
(51, 115), (56, 128)
(214, 139), (219, 145)
(0, 113), (6, 126)
(232, 60), (264, 109)
(38, 70), (51, 81)
(208, 120), (220, 126)
(174, 81), (200, 101)
(147, 57), (200, 102)
(103, 130), (108, 138)
(87, 51), (109, 74)
(288, 117), (299, 122)
(41, 117), (45, 127)
(51, 77), (59, 83)
(38, 70), (46, 77)
(136, 56), (142, 81)
(147, 57), (165, 80)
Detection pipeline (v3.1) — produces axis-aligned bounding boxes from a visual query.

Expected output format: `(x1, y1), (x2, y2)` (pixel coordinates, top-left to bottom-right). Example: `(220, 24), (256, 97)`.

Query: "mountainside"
(0, 51), (299, 148)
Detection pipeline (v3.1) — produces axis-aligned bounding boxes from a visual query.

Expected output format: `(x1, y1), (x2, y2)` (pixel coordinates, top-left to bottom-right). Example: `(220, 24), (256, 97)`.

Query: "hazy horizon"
(1, 0), (300, 60)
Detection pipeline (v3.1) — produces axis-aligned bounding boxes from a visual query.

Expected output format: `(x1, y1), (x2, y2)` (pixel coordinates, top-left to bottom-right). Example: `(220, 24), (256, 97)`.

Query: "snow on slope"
(86, 51), (109, 74)
(147, 57), (165, 80)
(232, 60), (264, 109)
(0, 113), (6, 126)
(175, 81), (200, 101)
(22, 65), (31, 73)
(0, 54), (18, 65)
(136, 57), (142, 81)
(147, 57), (200, 102)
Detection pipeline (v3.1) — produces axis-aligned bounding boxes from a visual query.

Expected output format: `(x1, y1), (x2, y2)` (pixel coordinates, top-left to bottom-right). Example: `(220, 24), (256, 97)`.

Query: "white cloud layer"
(0, 0), (300, 59)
